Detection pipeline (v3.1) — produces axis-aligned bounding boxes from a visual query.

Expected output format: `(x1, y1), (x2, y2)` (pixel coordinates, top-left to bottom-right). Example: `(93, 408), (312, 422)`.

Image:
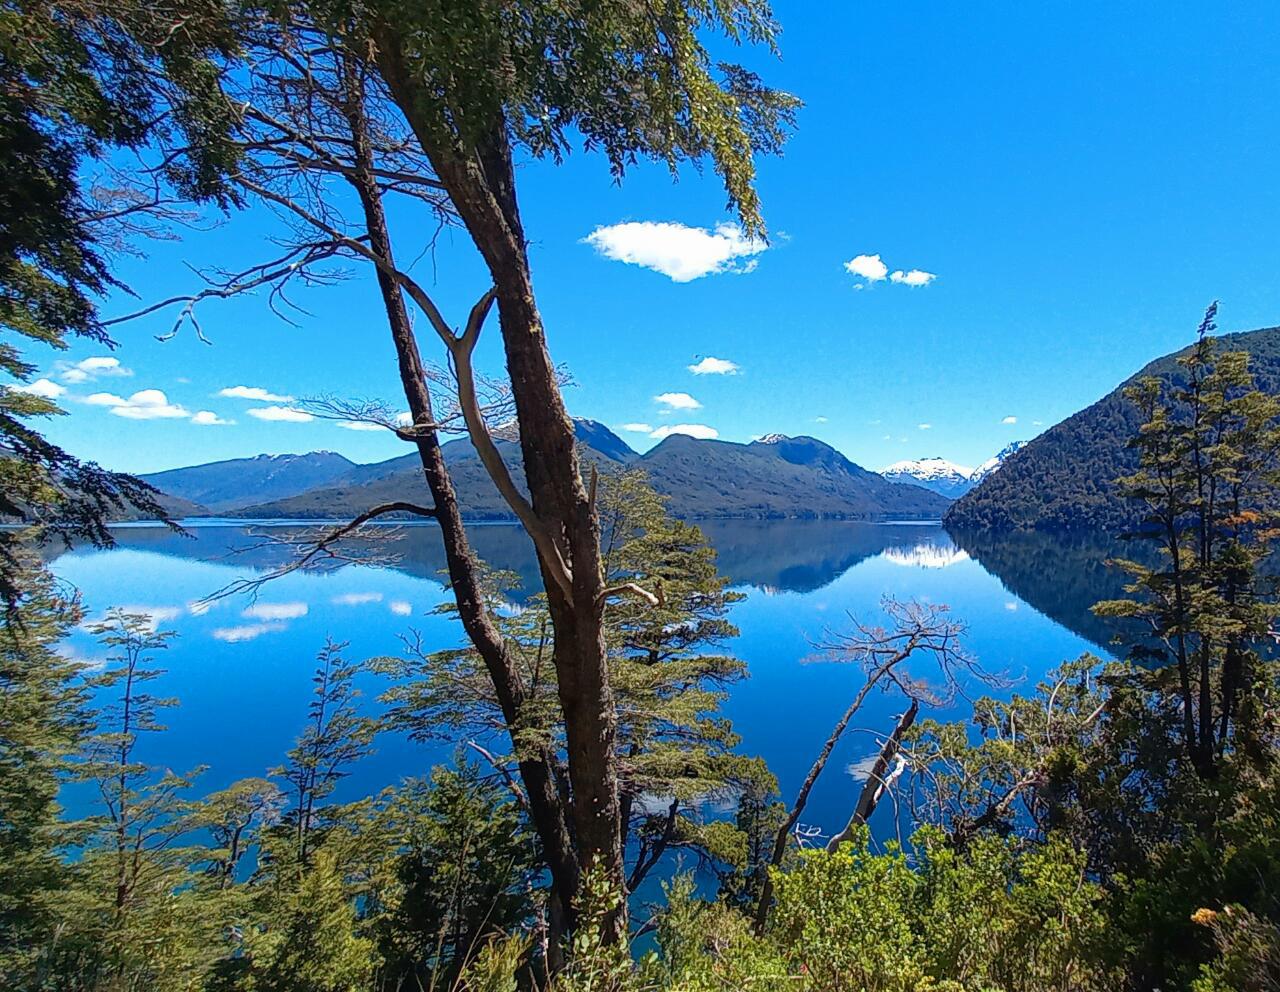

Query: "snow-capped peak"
(879, 456), (975, 480)
(755, 433), (790, 444)
(971, 441), (1028, 483)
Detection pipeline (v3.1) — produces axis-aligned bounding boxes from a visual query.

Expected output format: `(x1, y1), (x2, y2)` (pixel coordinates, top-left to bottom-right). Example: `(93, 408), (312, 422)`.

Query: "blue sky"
(22, 0), (1280, 474)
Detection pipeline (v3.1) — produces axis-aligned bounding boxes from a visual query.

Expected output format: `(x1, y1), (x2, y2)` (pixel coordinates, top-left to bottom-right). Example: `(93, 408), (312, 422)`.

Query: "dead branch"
(826, 699), (919, 852)
(199, 501), (436, 604)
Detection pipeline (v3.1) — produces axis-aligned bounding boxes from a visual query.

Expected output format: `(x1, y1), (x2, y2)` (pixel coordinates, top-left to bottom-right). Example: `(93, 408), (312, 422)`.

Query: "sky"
(20, 0), (1280, 474)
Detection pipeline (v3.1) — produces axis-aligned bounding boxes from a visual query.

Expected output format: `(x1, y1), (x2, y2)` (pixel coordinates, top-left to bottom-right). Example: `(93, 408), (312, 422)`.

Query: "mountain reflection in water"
(46, 518), (1128, 837)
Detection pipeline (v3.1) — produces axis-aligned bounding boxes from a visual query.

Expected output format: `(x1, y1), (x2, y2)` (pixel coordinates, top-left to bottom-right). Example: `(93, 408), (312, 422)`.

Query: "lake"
(48, 519), (1129, 839)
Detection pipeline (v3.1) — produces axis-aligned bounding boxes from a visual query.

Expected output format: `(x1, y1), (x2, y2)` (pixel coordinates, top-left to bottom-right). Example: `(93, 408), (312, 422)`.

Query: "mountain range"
(880, 443), (1027, 499)
(947, 326), (1280, 532)
(137, 421), (953, 522)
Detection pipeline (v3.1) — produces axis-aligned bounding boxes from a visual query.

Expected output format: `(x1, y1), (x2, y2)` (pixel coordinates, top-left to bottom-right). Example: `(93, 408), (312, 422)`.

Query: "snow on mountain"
(971, 440), (1029, 484)
(879, 457), (976, 500)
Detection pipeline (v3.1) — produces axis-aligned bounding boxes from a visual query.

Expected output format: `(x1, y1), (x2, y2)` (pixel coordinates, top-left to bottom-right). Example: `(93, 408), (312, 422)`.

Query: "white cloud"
(655, 392), (702, 411)
(337, 421), (387, 432)
(583, 221), (766, 282)
(332, 591), (383, 606)
(192, 410), (234, 426)
(844, 254), (889, 282)
(389, 600), (413, 616)
(242, 601), (308, 621)
(688, 356), (740, 375)
(12, 378), (66, 399)
(650, 424), (719, 440)
(814, 416), (829, 424)
(59, 356), (131, 384)
(890, 269), (937, 287)
(248, 406), (314, 423)
(212, 623), (286, 643)
(93, 389), (190, 420)
(918, 423), (932, 431)
(845, 255), (936, 288)
(620, 423), (653, 433)
(218, 385), (292, 402)
(1001, 415), (1018, 425)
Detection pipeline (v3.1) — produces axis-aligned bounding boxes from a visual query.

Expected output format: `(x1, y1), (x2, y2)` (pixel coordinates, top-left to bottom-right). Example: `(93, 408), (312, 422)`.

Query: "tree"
(0, 552), (90, 984)
(377, 472), (772, 909)
(0, 0), (240, 606)
(754, 598), (993, 932)
(369, 762), (537, 990)
(274, 639), (377, 862)
(349, 4), (798, 926)
(1096, 303), (1280, 777)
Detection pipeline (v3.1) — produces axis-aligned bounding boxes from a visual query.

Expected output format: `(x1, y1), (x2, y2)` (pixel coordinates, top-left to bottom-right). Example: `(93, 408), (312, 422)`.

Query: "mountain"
(635, 433), (950, 519)
(945, 326), (1280, 533)
(141, 423), (950, 522)
(233, 420), (634, 520)
(879, 457), (975, 499)
(138, 451), (355, 512)
(970, 441), (1028, 485)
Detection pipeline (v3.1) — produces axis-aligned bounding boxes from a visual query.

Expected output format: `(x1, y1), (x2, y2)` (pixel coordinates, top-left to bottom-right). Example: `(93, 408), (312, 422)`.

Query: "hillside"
(945, 326), (1280, 532)
(233, 420), (637, 520)
(639, 434), (948, 518)
(142, 423), (949, 522)
(139, 451), (355, 512)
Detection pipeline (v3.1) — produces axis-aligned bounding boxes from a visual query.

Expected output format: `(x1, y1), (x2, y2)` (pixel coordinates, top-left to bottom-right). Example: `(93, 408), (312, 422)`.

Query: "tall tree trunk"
(372, 43), (627, 933)
(338, 63), (580, 939)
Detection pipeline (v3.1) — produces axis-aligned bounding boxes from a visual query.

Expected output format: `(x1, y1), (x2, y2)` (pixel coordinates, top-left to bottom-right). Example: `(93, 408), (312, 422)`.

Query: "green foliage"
(378, 471), (773, 896)
(325, 0), (798, 236)
(0, 552), (89, 984)
(275, 638), (377, 861)
(0, 0), (242, 605)
(369, 762), (537, 990)
(240, 845), (378, 992)
(946, 323), (1280, 534)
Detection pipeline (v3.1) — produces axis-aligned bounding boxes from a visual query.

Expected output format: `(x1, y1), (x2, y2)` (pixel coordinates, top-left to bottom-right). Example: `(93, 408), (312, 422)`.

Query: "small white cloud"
(248, 406), (314, 423)
(242, 601), (308, 621)
(218, 385), (292, 402)
(650, 424), (719, 440)
(96, 389), (190, 420)
(655, 392), (702, 410)
(889, 269), (937, 287)
(620, 423), (653, 433)
(583, 221), (766, 282)
(1004, 601), (1019, 612)
(814, 416), (829, 424)
(212, 623), (286, 643)
(688, 356), (741, 375)
(844, 254), (889, 282)
(1032, 419), (1043, 426)
(332, 591), (383, 606)
(918, 423), (932, 431)
(12, 378), (66, 399)
(337, 421), (388, 432)
(59, 356), (131, 384)
(389, 600), (413, 616)
(84, 392), (127, 406)
(192, 410), (234, 426)
(1001, 415), (1018, 425)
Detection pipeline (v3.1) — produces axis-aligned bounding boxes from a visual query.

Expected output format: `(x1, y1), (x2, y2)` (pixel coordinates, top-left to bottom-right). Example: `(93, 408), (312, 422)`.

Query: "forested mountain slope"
(945, 326), (1280, 532)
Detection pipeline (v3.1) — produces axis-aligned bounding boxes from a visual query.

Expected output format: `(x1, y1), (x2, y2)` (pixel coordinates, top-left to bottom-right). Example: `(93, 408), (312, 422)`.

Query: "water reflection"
(73, 518), (974, 600)
(47, 518), (1124, 836)
(948, 526), (1137, 653)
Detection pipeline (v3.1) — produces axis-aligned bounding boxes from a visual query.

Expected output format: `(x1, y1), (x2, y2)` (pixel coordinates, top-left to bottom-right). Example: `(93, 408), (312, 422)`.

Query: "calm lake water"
(48, 519), (1128, 838)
